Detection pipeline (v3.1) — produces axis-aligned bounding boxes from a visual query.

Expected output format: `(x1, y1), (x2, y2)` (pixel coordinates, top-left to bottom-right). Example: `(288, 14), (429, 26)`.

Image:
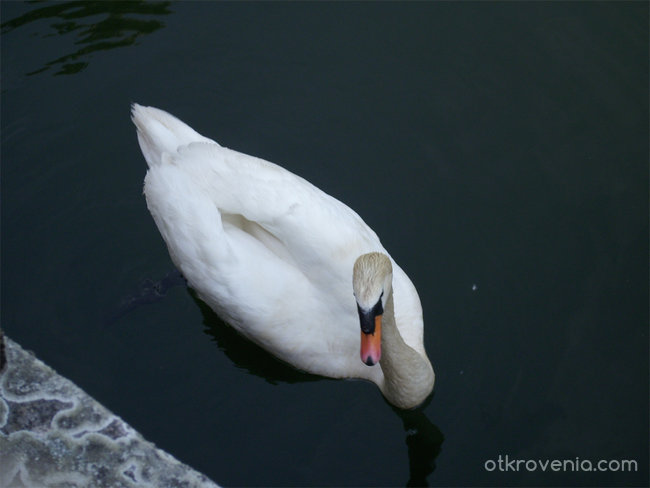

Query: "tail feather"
(131, 103), (217, 167)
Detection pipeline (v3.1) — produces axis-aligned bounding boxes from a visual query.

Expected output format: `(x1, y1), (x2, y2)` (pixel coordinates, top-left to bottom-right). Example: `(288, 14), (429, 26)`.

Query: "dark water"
(2, 2), (648, 486)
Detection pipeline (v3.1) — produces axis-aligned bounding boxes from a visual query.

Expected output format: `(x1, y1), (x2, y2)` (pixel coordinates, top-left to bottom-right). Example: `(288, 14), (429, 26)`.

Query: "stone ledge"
(0, 334), (219, 488)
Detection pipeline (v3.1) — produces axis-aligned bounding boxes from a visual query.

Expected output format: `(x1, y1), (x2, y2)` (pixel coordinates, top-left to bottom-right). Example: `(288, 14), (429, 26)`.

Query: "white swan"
(131, 104), (435, 409)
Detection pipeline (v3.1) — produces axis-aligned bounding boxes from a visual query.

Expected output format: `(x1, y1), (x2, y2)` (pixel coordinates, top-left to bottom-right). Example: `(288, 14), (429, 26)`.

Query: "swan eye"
(372, 294), (384, 316)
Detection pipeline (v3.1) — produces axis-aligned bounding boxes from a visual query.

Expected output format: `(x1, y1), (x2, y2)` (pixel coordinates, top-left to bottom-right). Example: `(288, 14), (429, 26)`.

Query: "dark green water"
(2, 2), (648, 486)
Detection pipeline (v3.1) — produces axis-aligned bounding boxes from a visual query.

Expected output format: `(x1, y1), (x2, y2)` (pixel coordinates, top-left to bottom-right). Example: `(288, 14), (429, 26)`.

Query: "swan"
(131, 104), (435, 409)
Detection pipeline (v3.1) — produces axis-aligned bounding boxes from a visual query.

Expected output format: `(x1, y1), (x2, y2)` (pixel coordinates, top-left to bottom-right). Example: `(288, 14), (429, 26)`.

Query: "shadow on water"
(109, 269), (444, 485)
(191, 288), (321, 385)
(1, 0), (171, 76)
(193, 288), (445, 486)
(394, 402), (445, 487)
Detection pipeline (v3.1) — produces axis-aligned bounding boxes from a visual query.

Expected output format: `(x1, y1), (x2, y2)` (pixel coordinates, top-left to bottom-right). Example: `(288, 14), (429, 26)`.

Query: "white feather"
(131, 104), (434, 407)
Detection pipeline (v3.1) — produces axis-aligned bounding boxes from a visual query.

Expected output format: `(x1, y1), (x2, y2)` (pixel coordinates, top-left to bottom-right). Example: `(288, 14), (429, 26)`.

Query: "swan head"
(353, 253), (392, 367)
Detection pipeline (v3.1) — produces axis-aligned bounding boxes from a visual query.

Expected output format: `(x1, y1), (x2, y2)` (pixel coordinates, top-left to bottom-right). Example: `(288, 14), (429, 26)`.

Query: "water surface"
(2, 2), (648, 486)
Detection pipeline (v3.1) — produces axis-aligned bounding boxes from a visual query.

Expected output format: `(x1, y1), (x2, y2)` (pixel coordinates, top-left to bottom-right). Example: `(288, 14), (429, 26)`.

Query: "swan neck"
(379, 293), (434, 409)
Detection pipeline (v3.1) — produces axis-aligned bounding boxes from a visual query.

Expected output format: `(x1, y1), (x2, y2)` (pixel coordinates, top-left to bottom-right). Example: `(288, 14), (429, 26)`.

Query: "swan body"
(131, 104), (434, 408)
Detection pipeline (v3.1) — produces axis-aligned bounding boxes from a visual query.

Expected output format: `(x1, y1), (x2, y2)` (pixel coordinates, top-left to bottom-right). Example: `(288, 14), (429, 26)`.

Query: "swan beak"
(360, 314), (382, 366)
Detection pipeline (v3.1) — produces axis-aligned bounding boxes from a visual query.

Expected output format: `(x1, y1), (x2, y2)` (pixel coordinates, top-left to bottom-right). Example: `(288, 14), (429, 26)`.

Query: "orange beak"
(360, 314), (382, 366)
